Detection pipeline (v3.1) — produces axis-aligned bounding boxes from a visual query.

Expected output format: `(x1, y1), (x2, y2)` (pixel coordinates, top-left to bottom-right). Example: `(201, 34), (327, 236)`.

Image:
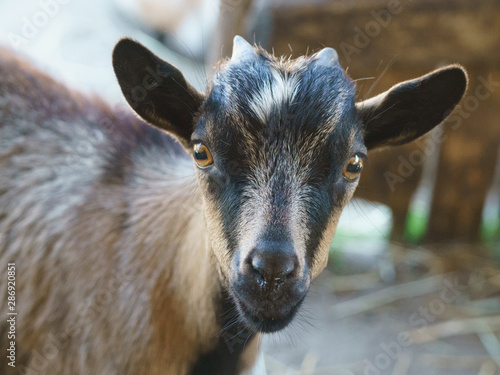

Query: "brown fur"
(0, 48), (258, 374)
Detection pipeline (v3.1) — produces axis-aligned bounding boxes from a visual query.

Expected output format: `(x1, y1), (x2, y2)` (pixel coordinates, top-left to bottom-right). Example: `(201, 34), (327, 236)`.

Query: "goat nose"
(249, 244), (298, 281)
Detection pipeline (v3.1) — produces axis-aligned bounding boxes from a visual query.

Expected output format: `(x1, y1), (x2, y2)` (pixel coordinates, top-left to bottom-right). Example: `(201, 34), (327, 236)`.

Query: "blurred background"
(1, 0), (499, 374)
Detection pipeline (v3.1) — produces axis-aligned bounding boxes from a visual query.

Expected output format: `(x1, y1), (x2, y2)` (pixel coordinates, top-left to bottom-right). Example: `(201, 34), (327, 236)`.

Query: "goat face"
(113, 36), (467, 333)
(192, 42), (366, 332)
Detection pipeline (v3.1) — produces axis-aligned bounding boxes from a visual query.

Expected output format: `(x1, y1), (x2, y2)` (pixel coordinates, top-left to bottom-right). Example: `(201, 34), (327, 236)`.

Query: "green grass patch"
(404, 206), (428, 244)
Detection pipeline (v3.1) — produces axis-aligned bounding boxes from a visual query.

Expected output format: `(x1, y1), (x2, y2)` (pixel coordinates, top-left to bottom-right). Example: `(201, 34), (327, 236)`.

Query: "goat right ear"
(356, 65), (468, 150)
(112, 38), (204, 148)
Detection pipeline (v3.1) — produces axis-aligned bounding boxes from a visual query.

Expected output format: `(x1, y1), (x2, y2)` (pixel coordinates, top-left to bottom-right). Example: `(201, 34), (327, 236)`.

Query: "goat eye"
(343, 155), (363, 181)
(193, 143), (213, 168)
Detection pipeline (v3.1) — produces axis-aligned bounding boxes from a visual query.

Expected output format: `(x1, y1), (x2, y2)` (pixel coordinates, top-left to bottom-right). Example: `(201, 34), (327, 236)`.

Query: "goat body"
(0, 48), (254, 375)
(0, 36), (467, 374)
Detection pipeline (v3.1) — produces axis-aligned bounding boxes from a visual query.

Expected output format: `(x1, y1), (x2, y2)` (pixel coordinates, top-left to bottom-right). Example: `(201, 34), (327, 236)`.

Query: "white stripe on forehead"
(249, 70), (300, 124)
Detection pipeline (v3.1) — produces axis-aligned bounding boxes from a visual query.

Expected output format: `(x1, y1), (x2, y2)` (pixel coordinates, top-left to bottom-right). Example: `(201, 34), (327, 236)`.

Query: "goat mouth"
(232, 291), (306, 333)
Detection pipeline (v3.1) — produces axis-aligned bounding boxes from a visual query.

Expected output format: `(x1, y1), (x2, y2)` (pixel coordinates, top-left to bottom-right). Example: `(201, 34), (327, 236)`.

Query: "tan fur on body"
(0, 49), (258, 374)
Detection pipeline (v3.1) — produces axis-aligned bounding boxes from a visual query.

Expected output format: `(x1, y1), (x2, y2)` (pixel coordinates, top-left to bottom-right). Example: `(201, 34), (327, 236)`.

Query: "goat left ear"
(356, 65), (468, 150)
(112, 38), (204, 148)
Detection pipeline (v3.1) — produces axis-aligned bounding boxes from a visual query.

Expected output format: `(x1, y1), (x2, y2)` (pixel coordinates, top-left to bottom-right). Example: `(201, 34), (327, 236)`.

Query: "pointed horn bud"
(231, 35), (258, 63)
(315, 47), (339, 66)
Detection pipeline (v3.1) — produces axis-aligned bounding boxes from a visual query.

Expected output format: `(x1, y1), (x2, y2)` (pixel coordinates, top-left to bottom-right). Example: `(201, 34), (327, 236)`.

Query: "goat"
(0, 36), (467, 374)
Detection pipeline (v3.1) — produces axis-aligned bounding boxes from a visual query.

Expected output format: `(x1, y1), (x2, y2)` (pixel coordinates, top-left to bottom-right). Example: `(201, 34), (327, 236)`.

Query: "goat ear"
(112, 38), (204, 148)
(356, 65), (468, 150)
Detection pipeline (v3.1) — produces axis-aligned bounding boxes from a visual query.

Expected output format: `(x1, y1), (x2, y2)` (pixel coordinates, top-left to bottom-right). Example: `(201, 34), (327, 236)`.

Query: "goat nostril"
(281, 260), (295, 277)
(250, 253), (297, 281)
(250, 255), (266, 277)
